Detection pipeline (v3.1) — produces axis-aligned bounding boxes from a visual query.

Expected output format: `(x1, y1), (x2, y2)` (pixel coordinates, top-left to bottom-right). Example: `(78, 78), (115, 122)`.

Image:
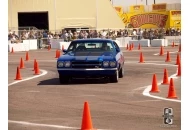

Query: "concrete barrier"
(129, 39), (150, 47)
(8, 43), (30, 52)
(164, 36), (181, 46)
(116, 37), (132, 47)
(8, 39), (37, 52)
(151, 39), (168, 47)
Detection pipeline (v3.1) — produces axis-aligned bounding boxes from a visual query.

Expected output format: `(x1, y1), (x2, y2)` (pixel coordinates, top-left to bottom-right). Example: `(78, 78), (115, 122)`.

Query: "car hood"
(58, 51), (116, 61)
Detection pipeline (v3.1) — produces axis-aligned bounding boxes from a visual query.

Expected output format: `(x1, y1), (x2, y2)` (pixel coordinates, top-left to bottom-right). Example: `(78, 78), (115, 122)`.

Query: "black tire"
(110, 70), (119, 83)
(119, 67), (124, 78)
(59, 74), (70, 84)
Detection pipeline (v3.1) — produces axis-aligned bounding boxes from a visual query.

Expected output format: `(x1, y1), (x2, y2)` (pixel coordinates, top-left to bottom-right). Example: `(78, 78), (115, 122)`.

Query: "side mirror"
(62, 49), (67, 53)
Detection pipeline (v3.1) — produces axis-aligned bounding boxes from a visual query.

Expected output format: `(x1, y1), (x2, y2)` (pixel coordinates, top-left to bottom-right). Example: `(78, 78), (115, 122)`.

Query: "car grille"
(71, 61), (102, 68)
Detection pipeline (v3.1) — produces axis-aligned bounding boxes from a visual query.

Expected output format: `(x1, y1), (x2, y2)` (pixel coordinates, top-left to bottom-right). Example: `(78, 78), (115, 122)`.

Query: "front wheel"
(59, 74), (70, 84)
(110, 70), (119, 83)
(119, 67), (124, 78)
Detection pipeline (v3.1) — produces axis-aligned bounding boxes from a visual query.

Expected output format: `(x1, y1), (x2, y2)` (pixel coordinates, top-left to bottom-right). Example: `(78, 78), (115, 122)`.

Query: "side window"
(113, 41), (119, 49)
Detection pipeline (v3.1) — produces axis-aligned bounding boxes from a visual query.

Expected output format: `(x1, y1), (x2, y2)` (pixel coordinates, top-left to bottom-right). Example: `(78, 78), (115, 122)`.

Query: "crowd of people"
(8, 28), (181, 45)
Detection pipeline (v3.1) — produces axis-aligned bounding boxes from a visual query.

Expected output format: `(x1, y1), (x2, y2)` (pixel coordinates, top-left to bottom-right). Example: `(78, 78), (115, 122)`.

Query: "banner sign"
(152, 3), (167, 11)
(129, 5), (145, 13)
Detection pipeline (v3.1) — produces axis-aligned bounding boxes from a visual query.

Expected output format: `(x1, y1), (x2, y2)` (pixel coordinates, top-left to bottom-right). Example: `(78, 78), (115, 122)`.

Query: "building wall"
(8, 0), (125, 32)
(8, 0), (56, 31)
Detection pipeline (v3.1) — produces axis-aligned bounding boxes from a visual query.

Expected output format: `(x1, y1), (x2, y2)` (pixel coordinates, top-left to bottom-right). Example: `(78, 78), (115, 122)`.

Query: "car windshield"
(66, 41), (115, 53)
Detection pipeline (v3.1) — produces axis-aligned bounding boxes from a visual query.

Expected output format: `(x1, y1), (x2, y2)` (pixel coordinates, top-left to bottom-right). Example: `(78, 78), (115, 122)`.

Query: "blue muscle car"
(57, 39), (125, 84)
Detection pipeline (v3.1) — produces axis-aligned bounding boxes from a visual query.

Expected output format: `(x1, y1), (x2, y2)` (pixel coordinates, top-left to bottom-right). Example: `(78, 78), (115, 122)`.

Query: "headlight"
(57, 61), (64, 67)
(64, 61), (71, 67)
(103, 61), (109, 67)
(110, 61), (116, 67)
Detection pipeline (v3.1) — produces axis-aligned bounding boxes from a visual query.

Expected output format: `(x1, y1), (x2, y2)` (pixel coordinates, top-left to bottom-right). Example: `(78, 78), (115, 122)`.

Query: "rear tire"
(59, 74), (70, 84)
(110, 70), (119, 83)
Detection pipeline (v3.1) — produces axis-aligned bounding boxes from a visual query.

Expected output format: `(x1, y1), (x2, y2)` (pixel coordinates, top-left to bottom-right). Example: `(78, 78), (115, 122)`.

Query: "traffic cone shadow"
(15, 67), (22, 80)
(167, 78), (177, 98)
(81, 102), (96, 130)
(150, 74), (160, 93)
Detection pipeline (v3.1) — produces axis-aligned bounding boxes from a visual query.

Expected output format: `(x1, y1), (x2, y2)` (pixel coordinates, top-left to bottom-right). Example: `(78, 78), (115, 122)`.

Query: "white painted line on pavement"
(8, 120), (111, 130)
(8, 120), (78, 129)
(142, 73), (181, 103)
(8, 69), (48, 87)
(127, 99), (161, 103)
(125, 61), (177, 66)
(153, 51), (178, 55)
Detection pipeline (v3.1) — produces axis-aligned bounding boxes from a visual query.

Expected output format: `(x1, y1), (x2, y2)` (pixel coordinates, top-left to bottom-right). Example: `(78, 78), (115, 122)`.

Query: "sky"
(111, 0), (181, 6)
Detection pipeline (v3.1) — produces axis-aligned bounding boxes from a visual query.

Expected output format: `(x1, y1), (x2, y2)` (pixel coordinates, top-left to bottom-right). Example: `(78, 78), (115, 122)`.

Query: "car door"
(113, 41), (124, 66)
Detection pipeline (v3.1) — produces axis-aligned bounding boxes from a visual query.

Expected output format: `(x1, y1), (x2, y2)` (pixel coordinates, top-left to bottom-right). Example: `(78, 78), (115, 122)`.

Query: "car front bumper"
(57, 68), (117, 77)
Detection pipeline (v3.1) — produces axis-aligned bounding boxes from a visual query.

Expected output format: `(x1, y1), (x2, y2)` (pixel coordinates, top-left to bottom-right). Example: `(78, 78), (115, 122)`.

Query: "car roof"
(71, 38), (114, 43)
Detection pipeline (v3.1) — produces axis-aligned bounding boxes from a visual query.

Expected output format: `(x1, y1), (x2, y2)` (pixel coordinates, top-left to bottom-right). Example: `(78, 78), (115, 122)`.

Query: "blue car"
(57, 39), (125, 84)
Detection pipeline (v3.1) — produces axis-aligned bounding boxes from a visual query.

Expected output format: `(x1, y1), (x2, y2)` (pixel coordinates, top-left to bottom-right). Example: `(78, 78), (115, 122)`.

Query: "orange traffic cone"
(11, 47), (14, 53)
(25, 52), (29, 61)
(178, 44), (181, 52)
(159, 46), (164, 56)
(57, 50), (61, 58)
(19, 57), (25, 69)
(175, 53), (180, 65)
(150, 74), (160, 93)
(32, 59), (37, 71)
(48, 45), (50, 51)
(177, 62), (181, 76)
(129, 44), (132, 51)
(165, 51), (171, 62)
(139, 52), (145, 63)
(167, 78), (177, 98)
(55, 50), (58, 58)
(126, 44), (128, 50)
(138, 43), (141, 50)
(161, 68), (169, 85)
(15, 67), (22, 80)
(34, 61), (40, 75)
(81, 102), (96, 130)
(62, 45), (64, 51)
(172, 42), (175, 47)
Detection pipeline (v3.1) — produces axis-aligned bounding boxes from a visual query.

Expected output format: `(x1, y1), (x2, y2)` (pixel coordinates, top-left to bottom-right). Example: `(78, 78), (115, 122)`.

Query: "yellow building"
(8, 0), (125, 32)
